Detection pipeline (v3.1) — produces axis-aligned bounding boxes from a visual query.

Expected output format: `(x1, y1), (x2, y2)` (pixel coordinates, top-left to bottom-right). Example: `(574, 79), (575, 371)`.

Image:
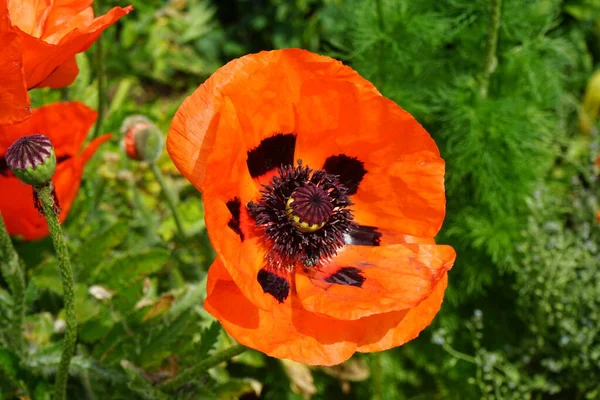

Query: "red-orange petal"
(205, 257), (451, 365)
(167, 48), (379, 192)
(0, 137), (107, 240)
(0, 0), (30, 125)
(357, 273), (448, 352)
(39, 55), (79, 88)
(16, 5), (132, 89)
(205, 257), (358, 366)
(296, 244), (455, 320)
(197, 97), (283, 311)
(293, 77), (446, 238)
(0, 102), (108, 240)
(0, 102), (97, 157)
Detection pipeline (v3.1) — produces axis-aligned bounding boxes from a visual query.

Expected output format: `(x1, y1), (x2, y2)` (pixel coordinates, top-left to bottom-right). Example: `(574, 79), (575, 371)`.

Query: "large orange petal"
(18, 5), (132, 89)
(205, 257), (358, 366)
(294, 78), (446, 238)
(0, 102), (97, 157)
(0, 0), (30, 125)
(39, 55), (79, 88)
(41, 0), (94, 44)
(167, 48), (378, 191)
(5, 0), (52, 38)
(296, 244), (455, 320)
(205, 258), (450, 364)
(357, 273), (448, 352)
(200, 97), (280, 311)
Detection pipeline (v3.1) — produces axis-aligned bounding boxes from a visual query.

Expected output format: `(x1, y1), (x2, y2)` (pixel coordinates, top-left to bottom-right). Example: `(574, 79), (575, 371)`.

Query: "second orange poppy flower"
(0, 102), (110, 240)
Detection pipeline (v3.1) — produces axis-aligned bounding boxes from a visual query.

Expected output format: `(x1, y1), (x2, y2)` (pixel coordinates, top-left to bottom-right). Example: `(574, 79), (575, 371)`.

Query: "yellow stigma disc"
(286, 197), (326, 233)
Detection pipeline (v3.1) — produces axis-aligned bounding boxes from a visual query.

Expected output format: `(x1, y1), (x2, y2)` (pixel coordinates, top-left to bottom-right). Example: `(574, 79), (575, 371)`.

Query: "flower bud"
(5, 134), (56, 186)
(120, 115), (164, 163)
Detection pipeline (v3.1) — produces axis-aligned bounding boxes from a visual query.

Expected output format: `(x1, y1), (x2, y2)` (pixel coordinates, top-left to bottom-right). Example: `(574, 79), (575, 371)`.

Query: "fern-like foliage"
(333, 0), (586, 300)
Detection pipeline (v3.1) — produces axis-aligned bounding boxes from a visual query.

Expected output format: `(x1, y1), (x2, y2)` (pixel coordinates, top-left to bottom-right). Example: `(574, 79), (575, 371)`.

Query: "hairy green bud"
(121, 115), (164, 163)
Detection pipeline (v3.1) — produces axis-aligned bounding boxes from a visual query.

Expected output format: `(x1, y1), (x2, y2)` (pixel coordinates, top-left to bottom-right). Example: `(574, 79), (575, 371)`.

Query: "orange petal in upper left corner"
(0, 0), (132, 125)
(0, 0), (29, 125)
(0, 102), (110, 240)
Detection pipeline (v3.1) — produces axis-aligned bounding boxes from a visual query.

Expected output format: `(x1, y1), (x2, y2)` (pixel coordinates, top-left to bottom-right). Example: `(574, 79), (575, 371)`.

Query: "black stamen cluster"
(248, 163), (355, 269)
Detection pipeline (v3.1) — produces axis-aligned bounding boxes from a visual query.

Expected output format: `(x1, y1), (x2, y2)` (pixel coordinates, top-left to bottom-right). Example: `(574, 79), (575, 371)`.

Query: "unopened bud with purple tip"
(6, 134), (56, 186)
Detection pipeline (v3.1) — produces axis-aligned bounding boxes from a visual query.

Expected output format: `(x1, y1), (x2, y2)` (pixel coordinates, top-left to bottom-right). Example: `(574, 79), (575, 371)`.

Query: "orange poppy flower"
(0, 102), (110, 240)
(0, 0), (132, 125)
(167, 49), (456, 365)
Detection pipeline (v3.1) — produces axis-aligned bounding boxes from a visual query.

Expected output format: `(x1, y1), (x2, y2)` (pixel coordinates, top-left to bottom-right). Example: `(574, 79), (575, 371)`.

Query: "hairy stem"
(36, 185), (78, 400)
(158, 344), (246, 391)
(150, 163), (186, 239)
(0, 212), (25, 354)
(375, 0), (385, 84)
(480, 0), (502, 98)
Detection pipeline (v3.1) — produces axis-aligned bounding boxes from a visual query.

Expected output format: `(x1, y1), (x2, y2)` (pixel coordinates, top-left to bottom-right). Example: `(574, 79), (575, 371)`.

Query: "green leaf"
(92, 249), (170, 290)
(197, 321), (221, 359)
(79, 308), (115, 343)
(0, 348), (17, 381)
(75, 221), (129, 281)
(138, 310), (196, 369)
(121, 360), (169, 400)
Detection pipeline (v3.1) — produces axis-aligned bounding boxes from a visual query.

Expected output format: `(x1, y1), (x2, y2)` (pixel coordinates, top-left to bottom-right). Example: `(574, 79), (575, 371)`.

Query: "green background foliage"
(2, 0), (600, 398)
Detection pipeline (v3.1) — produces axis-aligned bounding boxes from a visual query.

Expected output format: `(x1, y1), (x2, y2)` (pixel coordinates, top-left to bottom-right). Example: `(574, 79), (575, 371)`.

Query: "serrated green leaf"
(79, 308), (115, 343)
(197, 321), (221, 360)
(75, 221), (130, 281)
(138, 310), (196, 369)
(92, 249), (170, 290)
(121, 360), (169, 400)
(74, 284), (102, 324)
(214, 378), (260, 400)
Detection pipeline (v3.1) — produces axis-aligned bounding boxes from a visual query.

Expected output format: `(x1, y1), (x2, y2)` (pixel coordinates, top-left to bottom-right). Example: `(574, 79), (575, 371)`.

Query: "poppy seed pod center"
(5, 134), (56, 186)
(248, 163), (355, 268)
(286, 184), (334, 233)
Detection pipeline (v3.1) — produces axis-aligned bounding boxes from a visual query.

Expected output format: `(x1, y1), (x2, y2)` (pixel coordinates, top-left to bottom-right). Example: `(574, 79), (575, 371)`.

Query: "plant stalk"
(36, 185), (78, 400)
(150, 162), (186, 239)
(0, 212), (25, 354)
(375, 0), (385, 84)
(372, 352), (384, 400)
(480, 0), (502, 98)
(158, 344), (246, 391)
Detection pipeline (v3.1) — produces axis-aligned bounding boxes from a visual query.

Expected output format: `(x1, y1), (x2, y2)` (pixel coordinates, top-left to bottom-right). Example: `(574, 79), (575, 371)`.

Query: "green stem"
(158, 344), (246, 391)
(480, 0), (502, 98)
(375, 0), (385, 84)
(0, 212), (25, 354)
(441, 342), (477, 364)
(36, 185), (78, 400)
(372, 353), (384, 400)
(150, 163), (186, 239)
(92, 14), (105, 139)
